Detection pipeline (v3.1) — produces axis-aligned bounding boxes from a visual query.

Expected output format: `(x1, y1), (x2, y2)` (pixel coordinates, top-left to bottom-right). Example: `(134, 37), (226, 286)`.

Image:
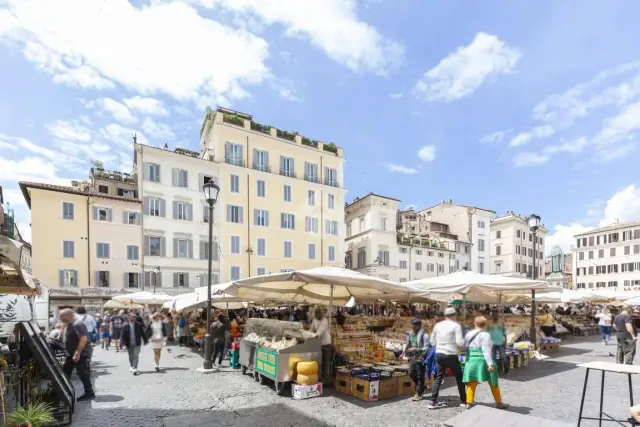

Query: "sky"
(1, 0), (640, 255)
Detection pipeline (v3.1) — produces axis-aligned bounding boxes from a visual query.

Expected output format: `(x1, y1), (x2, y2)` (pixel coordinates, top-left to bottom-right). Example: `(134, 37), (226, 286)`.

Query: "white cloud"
(86, 98), (137, 124)
(45, 120), (92, 142)
(417, 145), (436, 162)
(479, 129), (510, 144)
(386, 164), (418, 174)
(0, 156), (72, 184)
(509, 125), (555, 147)
(202, 0), (404, 75)
(513, 152), (550, 168)
(509, 132), (533, 147)
(413, 32), (521, 102)
(389, 92), (403, 99)
(123, 96), (168, 116)
(0, 0), (271, 103)
(141, 118), (176, 140)
(546, 184), (640, 254)
(99, 123), (148, 148)
(0, 138), (19, 151)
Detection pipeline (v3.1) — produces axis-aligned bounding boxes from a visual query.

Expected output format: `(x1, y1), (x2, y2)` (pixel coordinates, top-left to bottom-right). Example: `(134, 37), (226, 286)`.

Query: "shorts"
(112, 329), (122, 339)
(101, 331), (111, 339)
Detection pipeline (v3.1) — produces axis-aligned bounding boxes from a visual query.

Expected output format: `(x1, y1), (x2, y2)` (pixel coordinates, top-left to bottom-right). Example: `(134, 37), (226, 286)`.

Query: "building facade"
(344, 194), (470, 282)
(134, 143), (221, 294)
(199, 107), (347, 280)
(415, 201), (494, 274)
(19, 179), (143, 310)
(490, 212), (547, 278)
(573, 219), (640, 292)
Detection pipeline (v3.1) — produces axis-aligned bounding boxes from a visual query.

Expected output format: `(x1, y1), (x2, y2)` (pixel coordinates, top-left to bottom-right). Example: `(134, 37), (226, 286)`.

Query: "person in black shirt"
(60, 308), (95, 401)
(613, 306), (637, 364)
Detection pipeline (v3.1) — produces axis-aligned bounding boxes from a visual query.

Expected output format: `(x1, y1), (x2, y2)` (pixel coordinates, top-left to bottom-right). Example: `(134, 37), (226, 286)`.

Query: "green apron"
(463, 348), (499, 387)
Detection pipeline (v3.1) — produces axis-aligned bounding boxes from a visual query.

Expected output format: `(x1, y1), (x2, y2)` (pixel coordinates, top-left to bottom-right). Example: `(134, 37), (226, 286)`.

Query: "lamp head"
(527, 214), (541, 231)
(203, 181), (220, 204)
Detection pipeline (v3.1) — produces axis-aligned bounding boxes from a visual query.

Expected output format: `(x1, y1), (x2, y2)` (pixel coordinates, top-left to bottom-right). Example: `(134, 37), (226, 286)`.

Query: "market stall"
(239, 318), (321, 395)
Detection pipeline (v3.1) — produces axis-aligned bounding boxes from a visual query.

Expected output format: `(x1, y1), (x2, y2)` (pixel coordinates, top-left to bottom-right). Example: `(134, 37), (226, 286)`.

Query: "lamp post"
(527, 214), (541, 345)
(152, 267), (160, 294)
(201, 180), (220, 372)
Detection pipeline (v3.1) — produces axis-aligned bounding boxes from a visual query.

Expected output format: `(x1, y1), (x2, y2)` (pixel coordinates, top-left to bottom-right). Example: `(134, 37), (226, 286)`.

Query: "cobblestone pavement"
(70, 336), (638, 427)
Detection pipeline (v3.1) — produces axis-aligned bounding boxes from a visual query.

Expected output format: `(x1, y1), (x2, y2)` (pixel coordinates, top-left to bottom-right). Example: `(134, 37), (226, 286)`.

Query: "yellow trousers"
(466, 381), (502, 404)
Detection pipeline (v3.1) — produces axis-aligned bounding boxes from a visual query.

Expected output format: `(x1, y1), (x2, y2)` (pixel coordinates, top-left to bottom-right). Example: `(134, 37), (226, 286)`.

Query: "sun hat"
(411, 318), (422, 325)
(444, 307), (457, 316)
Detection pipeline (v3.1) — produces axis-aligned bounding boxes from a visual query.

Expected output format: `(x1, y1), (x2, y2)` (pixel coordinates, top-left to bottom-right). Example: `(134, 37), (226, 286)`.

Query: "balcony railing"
(280, 169), (296, 178)
(396, 234), (450, 250)
(253, 162), (271, 173)
(304, 174), (319, 183)
(324, 179), (339, 187)
(225, 157), (245, 167)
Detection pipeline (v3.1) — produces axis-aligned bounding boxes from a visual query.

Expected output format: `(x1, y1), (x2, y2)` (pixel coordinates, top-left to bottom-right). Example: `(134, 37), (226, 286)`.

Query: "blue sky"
(1, 0), (640, 253)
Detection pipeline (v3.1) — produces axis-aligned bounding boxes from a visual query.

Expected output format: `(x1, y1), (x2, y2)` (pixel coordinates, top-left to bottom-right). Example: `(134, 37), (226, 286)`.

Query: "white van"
(0, 286), (50, 337)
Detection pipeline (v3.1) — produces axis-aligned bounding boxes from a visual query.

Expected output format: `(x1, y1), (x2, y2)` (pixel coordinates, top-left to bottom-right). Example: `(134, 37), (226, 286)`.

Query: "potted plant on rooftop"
(6, 403), (56, 427)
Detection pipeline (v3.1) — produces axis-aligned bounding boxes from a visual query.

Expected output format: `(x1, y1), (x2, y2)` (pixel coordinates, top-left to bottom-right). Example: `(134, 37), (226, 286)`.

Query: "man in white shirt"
(76, 306), (97, 344)
(310, 307), (332, 380)
(428, 307), (466, 409)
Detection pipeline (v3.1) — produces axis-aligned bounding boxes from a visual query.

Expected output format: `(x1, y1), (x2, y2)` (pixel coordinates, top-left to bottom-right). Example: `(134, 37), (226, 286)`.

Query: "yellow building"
(19, 180), (142, 311)
(200, 107), (347, 280)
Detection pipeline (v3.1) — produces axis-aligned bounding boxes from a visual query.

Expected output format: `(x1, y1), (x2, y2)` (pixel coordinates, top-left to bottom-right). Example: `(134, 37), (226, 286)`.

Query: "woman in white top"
(149, 313), (167, 371)
(595, 307), (613, 345)
(462, 316), (509, 410)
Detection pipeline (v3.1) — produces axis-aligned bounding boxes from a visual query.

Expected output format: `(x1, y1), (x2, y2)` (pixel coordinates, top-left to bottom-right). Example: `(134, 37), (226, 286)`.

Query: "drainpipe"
(139, 144), (145, 291)
(86, 196), (91, 288)
(246, 172), (252, 275)
(320, 188), (324, 266)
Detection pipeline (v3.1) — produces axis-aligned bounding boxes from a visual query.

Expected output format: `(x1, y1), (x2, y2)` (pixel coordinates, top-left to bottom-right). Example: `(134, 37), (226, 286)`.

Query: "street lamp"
(201, 180), (220, 372)
(527, 213), (541, 345)
(152, 267), (160, 294)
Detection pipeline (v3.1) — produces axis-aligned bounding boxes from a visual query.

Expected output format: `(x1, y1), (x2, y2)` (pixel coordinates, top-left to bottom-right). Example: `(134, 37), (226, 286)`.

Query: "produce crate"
(335, 373), (352, 396)
(539, 342), (559, 353)
(397, 375), (416, 396)
(378, 377), (399, 400)
(351, 377), (379, 401)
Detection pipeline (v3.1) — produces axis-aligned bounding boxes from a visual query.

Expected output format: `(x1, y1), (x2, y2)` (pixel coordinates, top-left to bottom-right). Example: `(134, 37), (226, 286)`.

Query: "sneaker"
(133, 369), (140, 376)
(427, 401), (447, 410)
(155, 366), (160, 372)
(412, 392), (423, 401)
(129, 367), (133, 373)
(464, 402), (475, 409)
(497, 403), (510, 410)
(77, 393), (95, 402)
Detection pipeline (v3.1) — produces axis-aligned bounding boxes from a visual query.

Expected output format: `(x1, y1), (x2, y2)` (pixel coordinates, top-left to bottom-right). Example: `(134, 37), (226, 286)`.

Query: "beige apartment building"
(20, 175), (142, 312)
(199, 107), (346, 279)
(490, 212), (546, 278)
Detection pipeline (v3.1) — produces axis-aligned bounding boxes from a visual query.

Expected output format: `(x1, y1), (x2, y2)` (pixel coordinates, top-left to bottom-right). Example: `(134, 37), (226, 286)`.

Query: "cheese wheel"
(296, 361), (319, 376)
(288, 357), (302, 377)
(297, 374), (319, 385)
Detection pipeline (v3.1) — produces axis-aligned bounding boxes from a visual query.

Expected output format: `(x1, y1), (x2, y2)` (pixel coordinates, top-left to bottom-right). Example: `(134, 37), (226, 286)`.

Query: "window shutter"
(172, 201), (178, 219)
(135, 213), (141, 225)
(253, 148), (258, 167)
(183, 170), (188, 187)
(200, 241), (205, 260)
(123, 211), (128, 223)
(144, 271), (151, 288)
(95, 271), (100, 286)
(172, 168), (177, 186)
(280, 156), (285, 172)
(188, 203), (193, 221)
(173, 238), (178, 258)
(156, 165), (161, 182)
(161, 237), (166, 257)
(224, 142), (229, 160)
(107, 208), (113, 221)
(160, 199), (166, 217)
(59, 270), (64, 287)
(73, 270), (78, 287)
(200, 274), (205, 286)
(212, 242), (219, 261)
(239, 207), (243, 224)
(143, 162), (149, 180)
(238, 144), (244, 163)
(253, 209), (258, 226)
(203, 205), (209, 223)
(105, 244), (110, 258)
(144, 236), (150, 256)
(137, 273), (143, 288)
(173, 273), (179, 288)
(226, 204), (231, 222)
(92, 206), (98, 220)
(264, 211), (269, 227)
(188, 239), (193, 259)
(143, 197), (149, 215)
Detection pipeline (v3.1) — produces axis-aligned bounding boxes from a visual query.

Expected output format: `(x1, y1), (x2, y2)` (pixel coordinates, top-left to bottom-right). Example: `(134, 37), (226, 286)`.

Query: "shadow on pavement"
(93, 394), (124, 403)
(503, 360), (579, 382)
(475, 401), (533, 415)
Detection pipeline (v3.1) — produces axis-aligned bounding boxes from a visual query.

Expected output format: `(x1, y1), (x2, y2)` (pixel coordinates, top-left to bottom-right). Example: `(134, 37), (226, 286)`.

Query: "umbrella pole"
(328, 285), (334, 327)
(462, 293), (467, 329)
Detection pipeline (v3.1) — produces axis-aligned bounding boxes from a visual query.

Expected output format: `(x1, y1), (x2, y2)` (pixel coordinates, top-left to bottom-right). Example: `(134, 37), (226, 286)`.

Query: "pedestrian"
(310, 307), (333, 380)
(428, 307), (466, 409)
(463, 316), (509, 410)
(177, 312), (189, 347)
(59, 308), (95, 401)
(164, 313), (175, 343)
(488, 311), (509, 375)
(149, 313), (167, 371)
(404, 318), (429, 401)
(120, 311), (148, 375)
(538, 308), (555, 337)
(613, 306), (637, 365)
(110, 310), (125, 352)
(595, 307), (613, 345)
(210, 314), (228, 369)
(76, 306), (97, 345)
(101, 312), (112, 349)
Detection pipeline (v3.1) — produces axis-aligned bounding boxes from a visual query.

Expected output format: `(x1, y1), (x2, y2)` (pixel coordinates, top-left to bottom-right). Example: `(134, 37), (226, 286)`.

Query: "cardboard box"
(397, 375), (416, 396)
(292, 382), (323, 400)
(539, 343), (559, 353)
(351, 377), (379, 401)
(335, 373), (352, 396)
(378, 377), (399, 400)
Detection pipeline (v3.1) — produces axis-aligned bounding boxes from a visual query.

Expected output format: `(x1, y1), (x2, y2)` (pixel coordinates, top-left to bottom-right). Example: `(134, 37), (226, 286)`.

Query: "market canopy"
(164, 290), (248, 312)
(406, 271), (557, 297)
(104, 300), (144, 309)
(0, 236), (37, 295)
(218, 266), (411, 306)
(112, 291), (174, 305)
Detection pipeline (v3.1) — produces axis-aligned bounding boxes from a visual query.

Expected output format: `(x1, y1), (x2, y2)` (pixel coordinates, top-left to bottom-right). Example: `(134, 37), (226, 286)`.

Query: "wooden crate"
(335, 373), (352, 396)
(378, 377), (399, 400)
(397, 375), (416, 396)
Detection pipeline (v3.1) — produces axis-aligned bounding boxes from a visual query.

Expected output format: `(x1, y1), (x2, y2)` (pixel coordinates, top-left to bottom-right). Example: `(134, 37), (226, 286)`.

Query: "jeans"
(127, 345), (141, 369)
(409, 358), (426, 394)
(599, 325), (612, 341)
(541, 326), (555, 337)
(212, 342), (225, 366)
(617, 338), (636, 365)
(492, 344), (509, 375)
(321, 344), (334, 379)
(431, 353), (465, 403)
(63, 355), (93, 395)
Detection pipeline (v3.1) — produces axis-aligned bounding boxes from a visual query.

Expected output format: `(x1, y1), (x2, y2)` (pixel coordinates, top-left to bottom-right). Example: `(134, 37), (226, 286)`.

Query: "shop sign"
(255, 347), (278, 377)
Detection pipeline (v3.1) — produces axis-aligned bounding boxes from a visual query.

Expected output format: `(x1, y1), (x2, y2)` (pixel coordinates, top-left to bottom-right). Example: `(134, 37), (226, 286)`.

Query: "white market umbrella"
(104, 300), (144, 309)
(112, 291), (174, 305)
(406, 270), (556, 295)
(623, 296), (640, 306)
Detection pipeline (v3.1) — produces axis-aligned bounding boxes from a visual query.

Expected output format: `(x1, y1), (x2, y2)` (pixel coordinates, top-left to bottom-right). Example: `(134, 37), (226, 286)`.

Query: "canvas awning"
(0, 236), (37, 295)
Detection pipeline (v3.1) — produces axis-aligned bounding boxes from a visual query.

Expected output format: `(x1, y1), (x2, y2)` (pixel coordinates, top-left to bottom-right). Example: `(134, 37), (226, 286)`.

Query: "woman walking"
(462, 316), (509, 410)
(596, 307), (613, 345)
(101, 312), (112, 349)
(149, 313), (167, 371)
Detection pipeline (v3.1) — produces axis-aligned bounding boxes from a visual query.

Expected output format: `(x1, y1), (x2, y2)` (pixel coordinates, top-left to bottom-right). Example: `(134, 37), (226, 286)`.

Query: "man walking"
(428, 307), (466, 409)
(76, 306), (97, 345)
(59, 309), (95, 401)
(210, 314), (229, 370)
(404, 318), (429, 401)
(110, 310), (125, 352)
(613, 306), (637, 365)
(120, 312), (148, 375)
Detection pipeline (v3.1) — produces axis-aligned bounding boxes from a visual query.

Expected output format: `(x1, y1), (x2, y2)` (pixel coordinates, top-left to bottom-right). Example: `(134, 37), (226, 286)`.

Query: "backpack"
(178, 318), (186, 328)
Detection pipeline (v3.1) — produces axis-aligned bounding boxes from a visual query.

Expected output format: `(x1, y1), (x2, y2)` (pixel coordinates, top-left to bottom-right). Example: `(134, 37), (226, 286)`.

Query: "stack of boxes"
(335, 367), (414, 402)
